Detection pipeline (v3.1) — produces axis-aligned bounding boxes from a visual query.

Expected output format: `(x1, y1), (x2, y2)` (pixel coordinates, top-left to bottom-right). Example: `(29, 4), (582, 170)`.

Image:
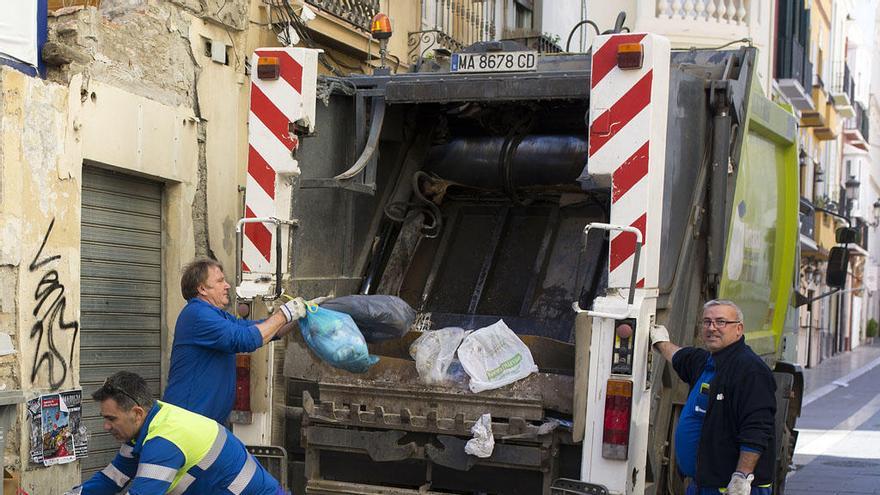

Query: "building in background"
(869, 2), (880, 335)
(774, 0), (879, 367)
(588, 0), (777, 94)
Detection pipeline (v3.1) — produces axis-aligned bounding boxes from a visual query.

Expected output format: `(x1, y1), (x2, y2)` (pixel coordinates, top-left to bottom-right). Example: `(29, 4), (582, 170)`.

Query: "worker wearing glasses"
(651, 300), (777, 495)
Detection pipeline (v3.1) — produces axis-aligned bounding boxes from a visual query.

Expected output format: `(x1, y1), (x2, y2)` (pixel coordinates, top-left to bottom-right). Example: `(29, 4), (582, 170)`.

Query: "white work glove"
(63, 487), (83, 495)
(726, 471), (754, 495)
(650, 324), (670, 348)
(279, 295), (332, 322)
(279, 297), (307, 322)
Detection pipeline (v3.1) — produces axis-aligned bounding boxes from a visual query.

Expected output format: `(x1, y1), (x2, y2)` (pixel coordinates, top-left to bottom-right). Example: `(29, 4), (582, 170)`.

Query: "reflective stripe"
(101, 463), (130, 487)
(196, 427), (227, 470)
(227, 455), (257, 495)
(136, 463), (178, 483)
(119, 444), (134, 458)
(168, 473), (196, 495)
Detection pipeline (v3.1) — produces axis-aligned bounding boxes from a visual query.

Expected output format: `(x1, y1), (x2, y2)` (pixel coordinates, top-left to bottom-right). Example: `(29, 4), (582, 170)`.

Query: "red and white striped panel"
(243, 48), (318, 275)
(588, 34), (670, 290)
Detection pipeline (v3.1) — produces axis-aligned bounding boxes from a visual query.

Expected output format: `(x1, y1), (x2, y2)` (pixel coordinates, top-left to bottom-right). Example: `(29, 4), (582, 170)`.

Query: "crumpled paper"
(464, 413), (495, 458)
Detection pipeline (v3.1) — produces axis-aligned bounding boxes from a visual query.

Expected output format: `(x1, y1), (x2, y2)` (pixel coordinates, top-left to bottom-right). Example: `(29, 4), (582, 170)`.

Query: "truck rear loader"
(233, 26), (806, 495)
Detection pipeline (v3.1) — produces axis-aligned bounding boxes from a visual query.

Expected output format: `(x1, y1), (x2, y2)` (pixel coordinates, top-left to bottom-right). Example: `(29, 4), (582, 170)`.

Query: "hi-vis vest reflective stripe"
(144, 401), (221, 493)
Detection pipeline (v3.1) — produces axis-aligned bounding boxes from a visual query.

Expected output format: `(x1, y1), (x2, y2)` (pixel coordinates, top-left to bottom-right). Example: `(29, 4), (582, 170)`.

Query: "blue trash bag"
(299, 304), (379, 373)
(320, 295), (415, 342)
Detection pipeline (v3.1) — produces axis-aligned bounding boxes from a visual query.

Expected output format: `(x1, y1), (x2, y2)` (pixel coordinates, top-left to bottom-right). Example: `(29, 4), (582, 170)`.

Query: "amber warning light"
(257, 56), (280, 80)
(371, 13), (393, 40)
(617, 43), (644, 70)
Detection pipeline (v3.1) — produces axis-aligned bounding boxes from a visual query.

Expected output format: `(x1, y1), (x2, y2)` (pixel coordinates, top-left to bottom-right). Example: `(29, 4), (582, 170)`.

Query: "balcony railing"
(775, 0), (812, 110)
(502, 30), (562, 53)
(776, 38), (812, 88)
(409, 0), (497, 65)
(800, 196), (816, 240)
(831, 62), (856, 115)
(858, 222), (869, 251)
(654, 0), (751, 25)
(635, 0), (767, 57)
(859, 103), (869, 141)
(305, 0), (379, 32)
(843, 101), (870, 151)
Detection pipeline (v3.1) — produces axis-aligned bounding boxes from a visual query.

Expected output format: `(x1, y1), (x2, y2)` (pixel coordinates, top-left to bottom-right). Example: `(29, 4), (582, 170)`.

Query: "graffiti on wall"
(28, 218), (79, 390)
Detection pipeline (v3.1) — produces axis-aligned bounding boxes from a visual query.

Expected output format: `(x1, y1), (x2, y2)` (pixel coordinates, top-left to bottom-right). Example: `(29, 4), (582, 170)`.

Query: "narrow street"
(786, 343), (880, 494)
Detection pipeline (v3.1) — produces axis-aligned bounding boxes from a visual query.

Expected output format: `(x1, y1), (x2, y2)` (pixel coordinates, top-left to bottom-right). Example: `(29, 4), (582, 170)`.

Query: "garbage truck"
(232, 25), (806, 495)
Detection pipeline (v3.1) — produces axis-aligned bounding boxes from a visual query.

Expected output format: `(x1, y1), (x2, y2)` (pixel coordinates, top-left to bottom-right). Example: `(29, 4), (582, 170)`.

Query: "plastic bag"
(299, 304), (379, 373)
(321, 295), (416, 342)
(457, 319), (538, 393)
(409, 327), (468, 385)
(464, 413), (495, 458)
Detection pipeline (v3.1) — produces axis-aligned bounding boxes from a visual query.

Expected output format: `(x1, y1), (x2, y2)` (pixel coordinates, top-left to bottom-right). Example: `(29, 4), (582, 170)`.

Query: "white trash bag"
(457, 319), (538, 393)
(464, 413), (495, 458)
(409, 327), (467, 385)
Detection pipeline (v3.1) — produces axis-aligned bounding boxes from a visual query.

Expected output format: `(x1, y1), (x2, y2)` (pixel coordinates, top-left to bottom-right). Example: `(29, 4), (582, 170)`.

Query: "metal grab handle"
(235, 216), (299, 303)
(334, 97), (385, 181)
(572, 222), (643, 319)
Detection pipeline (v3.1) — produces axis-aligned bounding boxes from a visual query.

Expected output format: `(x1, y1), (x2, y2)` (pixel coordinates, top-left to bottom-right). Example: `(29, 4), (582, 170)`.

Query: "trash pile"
(293, 294), (414, 373)
(296, 294), (539, 393)
(293, 295), (544, 461)
(410, 319), (538, 392)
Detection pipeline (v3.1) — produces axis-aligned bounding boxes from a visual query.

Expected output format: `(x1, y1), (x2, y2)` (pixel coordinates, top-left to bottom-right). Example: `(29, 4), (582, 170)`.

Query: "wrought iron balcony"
(800, 196), (815, 240)
(775, 0), (812, 111)
(844, 101), (870, 151)
(858, 222), (869, 251)
(831, 62), (856, 117)
(305, 0), (379, 32)
(409, 0), (497, 65)
(502, 30), (562, 53)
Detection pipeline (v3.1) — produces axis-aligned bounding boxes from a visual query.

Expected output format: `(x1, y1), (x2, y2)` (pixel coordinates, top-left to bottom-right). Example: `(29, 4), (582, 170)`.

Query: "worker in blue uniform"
(69, 371), (284, 494)
(651, 300), (776, 495)
(163, 258), (316, 424)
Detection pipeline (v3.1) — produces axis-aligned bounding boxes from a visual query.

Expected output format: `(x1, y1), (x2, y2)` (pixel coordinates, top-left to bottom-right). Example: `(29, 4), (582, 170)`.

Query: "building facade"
(774, 0), (878, 368)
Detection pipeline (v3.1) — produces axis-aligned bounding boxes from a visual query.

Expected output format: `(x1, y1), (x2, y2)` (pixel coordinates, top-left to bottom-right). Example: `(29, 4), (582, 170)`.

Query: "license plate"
(451, 51), (537, 73)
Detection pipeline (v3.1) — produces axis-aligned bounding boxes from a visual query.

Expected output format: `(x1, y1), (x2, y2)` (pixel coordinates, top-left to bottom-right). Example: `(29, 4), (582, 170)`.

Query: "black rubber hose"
(566, 19), (600, 52)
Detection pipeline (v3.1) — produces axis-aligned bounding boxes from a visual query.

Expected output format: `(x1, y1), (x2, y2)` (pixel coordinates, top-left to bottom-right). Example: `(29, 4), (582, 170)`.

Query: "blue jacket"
(672, 337), (777, 488)
(163, 299), (263, 423)
(81, 401), (280, 494)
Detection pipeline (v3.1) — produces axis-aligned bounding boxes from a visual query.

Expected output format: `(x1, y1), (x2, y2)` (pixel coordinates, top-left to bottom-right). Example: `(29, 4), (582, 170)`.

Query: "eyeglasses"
(701, 318), (741, 329)
(102, 378), (140, 407)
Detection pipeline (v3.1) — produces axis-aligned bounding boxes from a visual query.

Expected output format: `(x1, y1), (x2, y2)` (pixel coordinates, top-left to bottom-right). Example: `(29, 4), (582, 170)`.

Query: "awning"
(848, 243), (870, 257)
(800, 234), (828, 259)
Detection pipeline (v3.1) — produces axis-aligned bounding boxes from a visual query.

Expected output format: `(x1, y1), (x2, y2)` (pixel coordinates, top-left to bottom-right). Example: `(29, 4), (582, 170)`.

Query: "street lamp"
(845, 175), (861, 218)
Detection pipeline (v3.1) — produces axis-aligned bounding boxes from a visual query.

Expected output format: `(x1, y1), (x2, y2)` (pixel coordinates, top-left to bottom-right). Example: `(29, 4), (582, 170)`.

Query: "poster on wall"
(28, 389), (88, 466)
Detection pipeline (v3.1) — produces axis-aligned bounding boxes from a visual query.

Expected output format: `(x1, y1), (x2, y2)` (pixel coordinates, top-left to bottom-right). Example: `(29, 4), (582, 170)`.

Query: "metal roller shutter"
(80, 167), (163, 481)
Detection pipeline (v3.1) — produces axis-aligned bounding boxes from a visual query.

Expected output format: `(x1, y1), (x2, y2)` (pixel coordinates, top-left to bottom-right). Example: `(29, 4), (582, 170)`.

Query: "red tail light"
(602, 379), (632, 460)
(234, 354), (251, 412)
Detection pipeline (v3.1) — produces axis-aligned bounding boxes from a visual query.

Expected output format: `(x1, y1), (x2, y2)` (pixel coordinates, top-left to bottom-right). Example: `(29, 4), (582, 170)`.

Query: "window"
(515, 0), (532, 30)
